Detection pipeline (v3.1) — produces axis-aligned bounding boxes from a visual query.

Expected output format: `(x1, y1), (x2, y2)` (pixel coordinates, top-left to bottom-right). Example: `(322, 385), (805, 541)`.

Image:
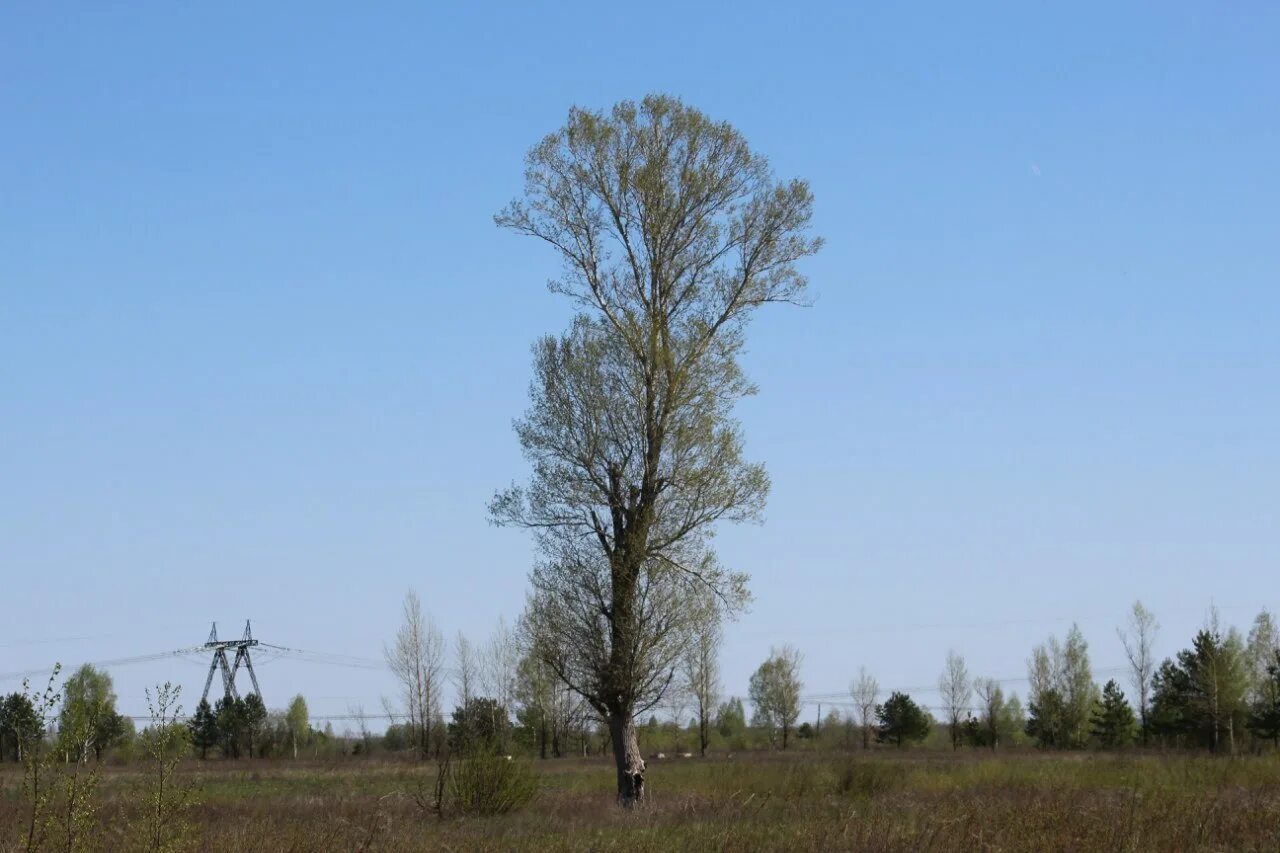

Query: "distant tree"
(285, 695), (309, 759)
(748, 646), (803, 749)
(242, 694), (268, 758)
(850, 667), (879, 750)
(515, 651), (556, 759)
(715, 697), (746, 740)
(1000, 693), (1027, 746)
(58, 664), (127, 762)
(876, 692), (930, 747)
(1247, 650), (1280, 747)
(1090, 680), (1137, 748)
(821, 708), (844, 743)
(939, 650), (972, 750)
(973, 677), (1004, 750)
(450, 697), (509, 755)
(384, 590), (447, 759)
(1246, 610), (1280, 746)
(1187, 614), (1249, 754)
(796, 722), (814, 740)
(1117, 600), (1159, 744)
(482, 618), (520, 753)
(187, 699), (219, 760)
(454, 631), (479, 712)
(214, 697), (245, 759)
(1027, 624), (1097, 749)
(381, 722), (412, 753)
(681, 599), (721, 757)
(1026, 687), (1067, 748)
(1149, 657), (1196, 747)
(0, 692), (41, 762)
(1148, 614), (1251, 753)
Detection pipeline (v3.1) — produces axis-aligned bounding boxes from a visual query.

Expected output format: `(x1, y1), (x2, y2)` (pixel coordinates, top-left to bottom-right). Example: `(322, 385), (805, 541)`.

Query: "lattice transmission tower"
(201, 620), (262, 704)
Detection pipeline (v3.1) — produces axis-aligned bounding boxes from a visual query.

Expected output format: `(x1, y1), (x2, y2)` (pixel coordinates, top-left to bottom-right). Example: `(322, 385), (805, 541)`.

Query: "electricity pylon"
(201, 620), (262, 704)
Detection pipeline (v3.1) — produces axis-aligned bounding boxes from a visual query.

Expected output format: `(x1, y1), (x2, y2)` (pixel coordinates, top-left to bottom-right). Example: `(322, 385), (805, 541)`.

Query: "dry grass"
(3, 751), (1280, 851)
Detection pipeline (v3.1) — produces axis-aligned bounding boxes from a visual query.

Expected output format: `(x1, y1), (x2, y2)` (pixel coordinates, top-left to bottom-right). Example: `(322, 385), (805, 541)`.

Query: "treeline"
(0, 666), (347, 765)
(4, 600), (1277, 767)
(722, 602), (1280, 754)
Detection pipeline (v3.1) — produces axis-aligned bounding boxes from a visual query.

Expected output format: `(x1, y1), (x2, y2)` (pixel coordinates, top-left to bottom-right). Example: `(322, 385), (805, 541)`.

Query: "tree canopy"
(493, 93), (820, 805)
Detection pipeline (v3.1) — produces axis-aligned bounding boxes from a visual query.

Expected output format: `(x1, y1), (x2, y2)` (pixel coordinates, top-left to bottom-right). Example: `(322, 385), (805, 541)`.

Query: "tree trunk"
(608, 712), (645, 807)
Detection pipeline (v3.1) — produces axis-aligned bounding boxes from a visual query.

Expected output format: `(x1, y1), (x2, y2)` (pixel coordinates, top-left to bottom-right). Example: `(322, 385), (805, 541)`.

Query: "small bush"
(446, 755), (538, 816)
(833, 759), (898, 798)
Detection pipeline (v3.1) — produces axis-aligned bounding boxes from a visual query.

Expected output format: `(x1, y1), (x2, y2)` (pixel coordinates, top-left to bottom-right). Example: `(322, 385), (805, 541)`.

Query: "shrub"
(446, 754), (538, 816)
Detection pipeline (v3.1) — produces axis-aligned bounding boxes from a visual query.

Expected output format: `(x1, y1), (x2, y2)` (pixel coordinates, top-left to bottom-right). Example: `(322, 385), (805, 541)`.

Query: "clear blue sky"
(2, 2), (1277, 725)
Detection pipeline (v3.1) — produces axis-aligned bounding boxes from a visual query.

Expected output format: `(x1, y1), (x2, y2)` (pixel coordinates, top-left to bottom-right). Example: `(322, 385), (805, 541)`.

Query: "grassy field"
(3, 751), (1280, 851)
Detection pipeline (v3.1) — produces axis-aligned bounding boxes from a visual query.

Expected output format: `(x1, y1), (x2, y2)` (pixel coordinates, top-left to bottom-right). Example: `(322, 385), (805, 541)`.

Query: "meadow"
(4, 750), (1280, 851)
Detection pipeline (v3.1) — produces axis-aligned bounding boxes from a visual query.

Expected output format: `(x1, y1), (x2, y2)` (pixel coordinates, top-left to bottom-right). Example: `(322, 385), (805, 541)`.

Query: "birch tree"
(850, 667), (879, 750)
(384, 591), (446, 759)
(680, 601), (721, 756)
(483, 618), (521, 752)
(493, 94), (820, 805)
(1117, 600), (1158, 744)
(974, 677), (1004, 750)
(938, 650), (971, 750)
(748, 645), (803, 749)
(1246, 609), (1280, 709)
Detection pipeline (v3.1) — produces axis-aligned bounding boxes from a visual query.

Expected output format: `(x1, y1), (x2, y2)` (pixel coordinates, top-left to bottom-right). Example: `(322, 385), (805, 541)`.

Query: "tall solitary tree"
(938, 650), (972, 750)
(58, 663), (127, 762)
(850, 667), (879, 750)
(680, 598), (721, 757)
(384, 590), (447, 759)
(876, 692), (931, 747)
(492, 94), (821, 805)
(1117, 600), (1158, 744)
(748, 646), (804, 749)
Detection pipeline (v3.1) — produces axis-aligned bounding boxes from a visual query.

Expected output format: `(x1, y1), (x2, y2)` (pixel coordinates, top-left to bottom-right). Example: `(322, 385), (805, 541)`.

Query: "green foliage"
(715, 698), (746, 739)
(449, 697), (510, 756)
(17, 667), (61, 852)
(1090, 680), (1136, 748)
(1248, 650), (1280, 744)
(187, 700), (219, 760)
(0, 692), (41, 763)
(137, 683), (199, 852)
(284, 695), (309, 759)
(57, 664), (127, 763)
(1027, 625), (1097, 749)
(1027, 688), (1068, 748)
(493, 94), (819, 802)
(211, 695), (267, 759)
(445, 754), (538, 816)
(876, 692), (931, 747)
(748, 647), (803, 749)
(1150, 625), (1250, 752)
